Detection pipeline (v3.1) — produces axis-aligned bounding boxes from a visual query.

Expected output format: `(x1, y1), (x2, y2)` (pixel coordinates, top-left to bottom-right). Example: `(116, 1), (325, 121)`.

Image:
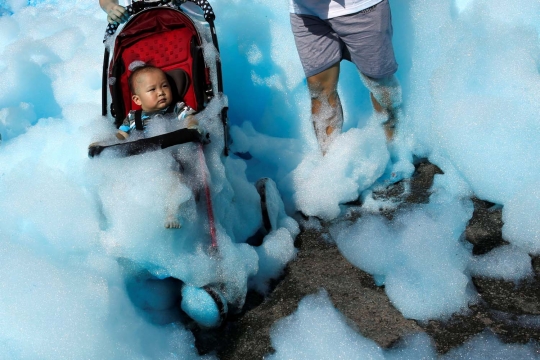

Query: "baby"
(118, 65), (198, 229)
(117, 65), (197, 140)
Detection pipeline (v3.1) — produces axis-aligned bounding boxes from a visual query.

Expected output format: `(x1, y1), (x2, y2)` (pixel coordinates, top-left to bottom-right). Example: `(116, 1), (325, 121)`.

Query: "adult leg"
(290, 13), (344, 154)
(362, 72), (413, 183)
(307, 62), (343, 154)
(329, 0), (400, 140)
(360, 73), (402, 141)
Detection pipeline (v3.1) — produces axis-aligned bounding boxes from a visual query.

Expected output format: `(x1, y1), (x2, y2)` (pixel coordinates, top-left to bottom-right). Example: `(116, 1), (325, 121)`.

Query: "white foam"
(335, 198), (475, 320)
(503, 184), (540, 254)
(292, 122), (388, 220)
(468, 245), (533, 281)
(267, 290), (385, 360)
(442, 331), (539, 360)
(251, 228), (297, 293)
(268, 292), (538, 360)
(404, 0), (540, 226)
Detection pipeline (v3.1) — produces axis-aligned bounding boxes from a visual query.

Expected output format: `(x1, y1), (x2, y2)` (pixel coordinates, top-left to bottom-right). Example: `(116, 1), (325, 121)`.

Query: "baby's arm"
(88, 113), (135, 156)
(99, 0), (128, 24)
(116, 113), (135, 140)
(184, 115), (199, 130)
(176, 102), (198, 130)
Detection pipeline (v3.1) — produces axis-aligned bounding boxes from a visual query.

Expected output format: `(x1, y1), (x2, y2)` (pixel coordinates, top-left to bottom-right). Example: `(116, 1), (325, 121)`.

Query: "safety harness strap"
(134, 110), (144, 130)
(88, 128), (207, 158)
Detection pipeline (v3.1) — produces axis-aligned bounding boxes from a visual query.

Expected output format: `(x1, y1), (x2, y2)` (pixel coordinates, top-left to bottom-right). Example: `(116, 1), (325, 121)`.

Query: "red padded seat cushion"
(111, 8), (201, 117)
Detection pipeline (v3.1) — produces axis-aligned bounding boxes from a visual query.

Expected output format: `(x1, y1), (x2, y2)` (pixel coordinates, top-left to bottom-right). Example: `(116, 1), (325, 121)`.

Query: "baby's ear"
(132, 94), (142, 106)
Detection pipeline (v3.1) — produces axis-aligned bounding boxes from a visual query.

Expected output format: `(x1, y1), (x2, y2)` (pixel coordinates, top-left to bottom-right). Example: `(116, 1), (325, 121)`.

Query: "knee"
(307, 64), (341, 112)
(361, 73), (402, 107)
(361, 73), (400, 90)
(308, 78), (339, 109)
(308, 77), (332, 96)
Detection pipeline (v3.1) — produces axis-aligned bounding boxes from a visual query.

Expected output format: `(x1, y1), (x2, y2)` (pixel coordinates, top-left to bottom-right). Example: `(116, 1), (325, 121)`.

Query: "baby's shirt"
(117, 102), (195, 139)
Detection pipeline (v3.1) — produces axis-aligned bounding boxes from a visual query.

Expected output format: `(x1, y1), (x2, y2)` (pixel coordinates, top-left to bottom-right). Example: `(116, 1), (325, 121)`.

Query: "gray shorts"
(290, 0), (397, 79)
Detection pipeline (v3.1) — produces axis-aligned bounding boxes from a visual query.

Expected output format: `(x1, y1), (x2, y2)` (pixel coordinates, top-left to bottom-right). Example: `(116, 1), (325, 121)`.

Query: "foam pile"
(334, 196), (475, 320)
(403, 0), (540, 251)
(267, 290), (538, 359)
(267, 290), (386, 360)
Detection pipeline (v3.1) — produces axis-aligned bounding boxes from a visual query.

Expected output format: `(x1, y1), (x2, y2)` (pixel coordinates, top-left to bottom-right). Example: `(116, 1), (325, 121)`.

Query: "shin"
(360, 74), (402, 140)
(308, 64), (343, 154)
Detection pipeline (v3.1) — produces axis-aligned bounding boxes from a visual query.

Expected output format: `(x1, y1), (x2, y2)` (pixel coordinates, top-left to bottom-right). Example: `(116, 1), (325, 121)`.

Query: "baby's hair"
(128, 64), (164, 94)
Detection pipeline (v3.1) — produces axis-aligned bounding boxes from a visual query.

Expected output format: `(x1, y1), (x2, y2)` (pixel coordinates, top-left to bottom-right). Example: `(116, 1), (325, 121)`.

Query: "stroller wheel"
(180, 285), (227, 328)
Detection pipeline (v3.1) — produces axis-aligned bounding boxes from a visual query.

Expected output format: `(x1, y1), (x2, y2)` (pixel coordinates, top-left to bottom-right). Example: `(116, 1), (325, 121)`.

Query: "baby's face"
(132, 69), (173, 112)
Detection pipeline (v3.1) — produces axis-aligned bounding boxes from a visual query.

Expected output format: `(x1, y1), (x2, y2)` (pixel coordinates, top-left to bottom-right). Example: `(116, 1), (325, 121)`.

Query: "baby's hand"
(116, 130), (129, 140)
(107, 4), (128, 24)
(164, 216), (181, 229)
(185, 115), (199, 130)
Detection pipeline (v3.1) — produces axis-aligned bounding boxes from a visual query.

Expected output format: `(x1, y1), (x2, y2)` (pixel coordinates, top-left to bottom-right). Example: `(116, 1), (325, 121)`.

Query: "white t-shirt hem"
(290, 0), (383, 20)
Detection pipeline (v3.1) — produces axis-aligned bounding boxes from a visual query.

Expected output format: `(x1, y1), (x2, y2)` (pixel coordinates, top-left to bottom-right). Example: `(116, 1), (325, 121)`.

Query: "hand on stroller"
(108, 5), (128, 24)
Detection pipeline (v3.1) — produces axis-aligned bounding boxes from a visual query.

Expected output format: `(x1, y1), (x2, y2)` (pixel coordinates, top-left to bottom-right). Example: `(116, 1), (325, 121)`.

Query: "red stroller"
(91, 0), (280, 329)
(98, 0), (228, 156)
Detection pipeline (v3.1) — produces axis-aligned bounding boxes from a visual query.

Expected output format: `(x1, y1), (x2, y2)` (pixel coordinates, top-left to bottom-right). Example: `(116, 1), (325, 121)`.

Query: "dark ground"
(193, 160), (540, 358)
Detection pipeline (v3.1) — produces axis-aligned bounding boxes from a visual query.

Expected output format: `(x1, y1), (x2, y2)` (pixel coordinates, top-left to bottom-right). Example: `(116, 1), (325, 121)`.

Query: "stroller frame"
(91, 2), (284, 327)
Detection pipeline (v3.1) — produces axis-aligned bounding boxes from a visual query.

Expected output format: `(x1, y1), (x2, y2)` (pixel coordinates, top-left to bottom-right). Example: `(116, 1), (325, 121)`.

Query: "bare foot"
(164, 216), (181, 229)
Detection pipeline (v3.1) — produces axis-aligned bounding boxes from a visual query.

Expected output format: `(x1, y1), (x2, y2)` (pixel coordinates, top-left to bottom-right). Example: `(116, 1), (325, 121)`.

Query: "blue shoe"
(180, 285), (227, 328)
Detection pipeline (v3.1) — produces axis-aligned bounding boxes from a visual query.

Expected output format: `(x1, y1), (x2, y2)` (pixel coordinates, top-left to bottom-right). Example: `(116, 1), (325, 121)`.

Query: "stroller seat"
(107, 7), (210, 127)
(101, 0), (228, 155)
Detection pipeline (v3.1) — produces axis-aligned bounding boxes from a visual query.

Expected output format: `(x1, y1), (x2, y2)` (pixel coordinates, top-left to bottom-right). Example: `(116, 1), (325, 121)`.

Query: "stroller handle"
(103, 0), (216, 42)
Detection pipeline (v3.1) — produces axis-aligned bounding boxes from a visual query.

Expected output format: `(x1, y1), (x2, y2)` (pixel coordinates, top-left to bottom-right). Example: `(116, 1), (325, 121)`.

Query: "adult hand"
(106, 4), (128, 24)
